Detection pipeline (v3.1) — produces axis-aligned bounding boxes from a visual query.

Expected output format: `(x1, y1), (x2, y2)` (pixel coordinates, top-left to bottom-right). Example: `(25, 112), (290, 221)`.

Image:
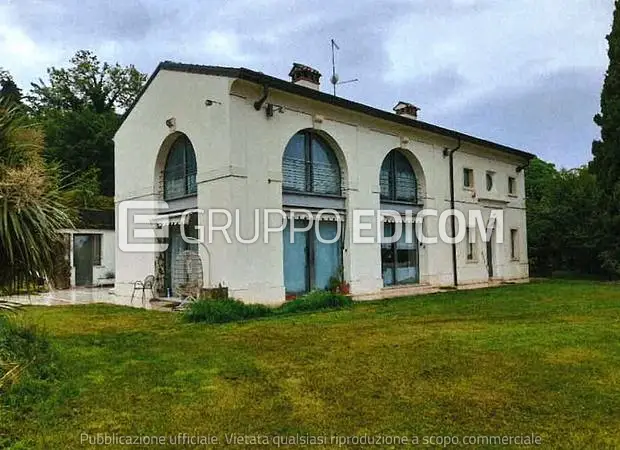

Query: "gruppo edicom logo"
(118, 200), (504, 253)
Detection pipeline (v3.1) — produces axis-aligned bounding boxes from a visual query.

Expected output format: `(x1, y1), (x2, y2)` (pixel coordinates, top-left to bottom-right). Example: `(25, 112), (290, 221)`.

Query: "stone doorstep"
(353, 284), (441, 301)
(352, 278), (530, 302)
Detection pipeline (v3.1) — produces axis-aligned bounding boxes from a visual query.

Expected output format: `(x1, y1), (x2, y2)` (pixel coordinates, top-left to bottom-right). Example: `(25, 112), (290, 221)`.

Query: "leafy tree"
(525, 158), (559, 276)
(0, 69), (22, 105)
(28, 51), (146, 196)
(41, 107), (119, 196)
(0, 98), (73, 294)
(553, 167), (602, 275)
(62, 166), (113, 209)
(526, 159), (603, 277)
(29, 50), (145, 114)
(591, 0), (620, 277)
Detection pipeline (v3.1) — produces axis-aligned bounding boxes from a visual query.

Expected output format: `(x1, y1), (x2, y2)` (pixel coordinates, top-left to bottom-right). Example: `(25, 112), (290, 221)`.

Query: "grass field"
(2, 280), (620, 449)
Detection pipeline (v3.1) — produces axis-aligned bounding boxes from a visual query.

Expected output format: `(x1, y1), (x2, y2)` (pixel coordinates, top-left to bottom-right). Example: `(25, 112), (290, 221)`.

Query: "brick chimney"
(289, 63), (321, 90)
(393, 101), (420, 119)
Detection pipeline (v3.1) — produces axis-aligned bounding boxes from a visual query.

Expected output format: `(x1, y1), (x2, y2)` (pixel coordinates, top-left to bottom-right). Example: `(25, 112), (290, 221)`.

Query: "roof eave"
(120, 61), (535, 161)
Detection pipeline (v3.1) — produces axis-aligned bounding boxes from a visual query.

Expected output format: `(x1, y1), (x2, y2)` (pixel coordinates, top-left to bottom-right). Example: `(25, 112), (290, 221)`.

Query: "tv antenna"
(330, 39), (358, 96)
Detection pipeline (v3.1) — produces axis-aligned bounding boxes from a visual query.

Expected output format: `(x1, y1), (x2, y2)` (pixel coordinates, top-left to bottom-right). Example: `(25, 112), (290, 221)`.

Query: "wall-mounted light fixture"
(266, 103), (285, 118)
(165, 117), (176, 131)
(204, 99), (222, 107)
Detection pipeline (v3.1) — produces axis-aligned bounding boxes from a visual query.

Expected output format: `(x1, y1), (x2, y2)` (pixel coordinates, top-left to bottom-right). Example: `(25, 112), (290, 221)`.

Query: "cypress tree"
(592, 0), (620, 276)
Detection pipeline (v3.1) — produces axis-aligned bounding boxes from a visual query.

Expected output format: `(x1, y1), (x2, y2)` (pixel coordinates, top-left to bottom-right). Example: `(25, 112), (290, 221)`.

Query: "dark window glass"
(486, 172), (494, 191)
(380, 158), (391, 199)
(381, 223), (418, 286)
(311, 138), (341, 194)
(282, 133), (306, 192)
(464, 168), (473, 188)
(164, 135), (197, 200)
(380, 149), (417, 203)
(508, 176), (516, 195)
(282, 131), (341, 195)
(283, 219), (342, 294)
(510, 229), (518, 259)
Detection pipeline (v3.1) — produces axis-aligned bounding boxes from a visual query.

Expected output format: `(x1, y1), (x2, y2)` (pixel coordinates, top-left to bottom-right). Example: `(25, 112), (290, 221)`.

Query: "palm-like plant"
(0, 99), (73, 295)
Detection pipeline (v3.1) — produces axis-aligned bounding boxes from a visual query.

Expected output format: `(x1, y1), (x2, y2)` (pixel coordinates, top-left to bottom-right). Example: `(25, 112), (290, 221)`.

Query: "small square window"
(486, 171), (494, 191)
(510, 229), (518, 260)
(508, 176), (517, 195)
(463, 168), (474, 188)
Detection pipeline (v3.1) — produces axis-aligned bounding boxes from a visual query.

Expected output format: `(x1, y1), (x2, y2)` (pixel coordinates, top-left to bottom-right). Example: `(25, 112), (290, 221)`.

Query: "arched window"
(164, 135), (197, 200)
(380, 149), (417, 203)
(282, 131), (341, 195)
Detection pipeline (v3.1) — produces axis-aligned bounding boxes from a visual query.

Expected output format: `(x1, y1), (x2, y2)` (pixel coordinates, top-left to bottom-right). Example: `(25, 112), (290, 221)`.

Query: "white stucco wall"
(113, 70), (233, 304)
(113, 68), (530, 306)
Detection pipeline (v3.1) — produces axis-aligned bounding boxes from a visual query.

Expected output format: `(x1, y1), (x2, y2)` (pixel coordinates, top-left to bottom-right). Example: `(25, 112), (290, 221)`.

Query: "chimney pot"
(393, 101), (420, 119)
(289, 63), (321, 90)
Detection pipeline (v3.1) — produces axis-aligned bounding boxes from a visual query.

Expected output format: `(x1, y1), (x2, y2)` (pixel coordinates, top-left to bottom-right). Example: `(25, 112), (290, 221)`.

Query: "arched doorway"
(379, 148), (423, 286)
(155, 133), (199, 295)
(281, 130), (346, 294)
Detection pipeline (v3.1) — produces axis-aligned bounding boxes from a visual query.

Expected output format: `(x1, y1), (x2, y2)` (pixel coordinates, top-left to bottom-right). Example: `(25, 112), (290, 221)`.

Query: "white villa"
(113, 62), (534, 306)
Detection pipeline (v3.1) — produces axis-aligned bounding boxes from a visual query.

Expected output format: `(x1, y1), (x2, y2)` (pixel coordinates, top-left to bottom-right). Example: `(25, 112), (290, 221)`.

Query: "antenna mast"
(330, 39), (358, 96)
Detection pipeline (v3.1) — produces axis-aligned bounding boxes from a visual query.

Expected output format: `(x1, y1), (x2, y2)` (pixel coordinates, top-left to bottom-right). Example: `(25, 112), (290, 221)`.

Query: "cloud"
(436, 68), (604, 168)
(384, 0), (611, 114)
(0, 0), (615, 168)
(9, 0), (157, 42)
(202, 31), (254, 64)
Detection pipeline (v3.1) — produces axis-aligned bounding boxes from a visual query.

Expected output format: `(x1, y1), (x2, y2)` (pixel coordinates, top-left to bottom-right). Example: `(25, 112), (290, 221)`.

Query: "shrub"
(0, 315), (59, 392)
(183, 291), (354, 324)
(182, 298), (272, 324)
(277, 290), (353, 315)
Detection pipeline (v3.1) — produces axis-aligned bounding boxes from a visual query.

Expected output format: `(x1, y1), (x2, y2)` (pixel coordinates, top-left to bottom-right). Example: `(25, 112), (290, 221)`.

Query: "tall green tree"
(28, 51), (146, 196)
(591, 0), (620, 277)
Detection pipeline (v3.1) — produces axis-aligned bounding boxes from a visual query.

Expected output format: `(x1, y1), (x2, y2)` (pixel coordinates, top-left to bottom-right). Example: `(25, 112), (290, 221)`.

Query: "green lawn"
(2, 280), (620, 449)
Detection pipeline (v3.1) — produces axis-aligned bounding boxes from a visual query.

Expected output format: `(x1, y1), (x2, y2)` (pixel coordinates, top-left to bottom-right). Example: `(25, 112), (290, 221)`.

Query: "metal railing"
(282, 157), (342, 196)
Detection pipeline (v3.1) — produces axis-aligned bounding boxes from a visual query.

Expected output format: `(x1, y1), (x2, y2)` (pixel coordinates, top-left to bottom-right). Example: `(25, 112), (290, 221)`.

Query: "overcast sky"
(0, 0), (614, 168)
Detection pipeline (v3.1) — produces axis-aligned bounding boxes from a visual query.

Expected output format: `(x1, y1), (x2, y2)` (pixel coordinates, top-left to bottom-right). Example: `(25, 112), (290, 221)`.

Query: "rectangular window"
(510, 229), (518, 260)
(508, 176), (517, 195)
(486, 171), (495, 191)
(92, 234), (102, 266)
(465, 227), (476, 261)
(463, 168), (474, 188)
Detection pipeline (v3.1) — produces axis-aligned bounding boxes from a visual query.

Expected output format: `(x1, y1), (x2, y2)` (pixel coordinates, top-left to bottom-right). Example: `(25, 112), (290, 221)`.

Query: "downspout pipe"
(253, 84), (269, 111)
(443, 137), (462, 287)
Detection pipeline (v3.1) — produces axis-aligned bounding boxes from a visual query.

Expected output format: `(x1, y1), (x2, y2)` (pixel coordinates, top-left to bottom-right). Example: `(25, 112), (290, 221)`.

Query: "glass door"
(283, 219), (342, 294)
(283, 219), (310, 294)
(73, 234), (94, 286)
(381, 222), (419, 286)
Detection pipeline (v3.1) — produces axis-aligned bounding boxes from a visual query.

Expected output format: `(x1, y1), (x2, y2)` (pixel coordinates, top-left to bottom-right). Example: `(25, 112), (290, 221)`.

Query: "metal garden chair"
(131, 275), (155, 306)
